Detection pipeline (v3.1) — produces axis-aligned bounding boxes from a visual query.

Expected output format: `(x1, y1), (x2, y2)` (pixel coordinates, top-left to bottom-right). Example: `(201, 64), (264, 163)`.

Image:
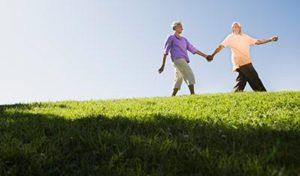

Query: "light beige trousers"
(172, 59), (195, 89)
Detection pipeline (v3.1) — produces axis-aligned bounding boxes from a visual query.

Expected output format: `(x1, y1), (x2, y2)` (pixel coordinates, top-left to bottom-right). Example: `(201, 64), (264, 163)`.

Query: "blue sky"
(0, 0), (299, 104)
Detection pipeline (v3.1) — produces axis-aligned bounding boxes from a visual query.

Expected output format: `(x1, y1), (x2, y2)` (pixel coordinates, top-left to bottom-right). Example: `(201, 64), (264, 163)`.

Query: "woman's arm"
(159, 36), (173, 74)
(158, 54), (167, 74)
(186, 40), (209, 61)
(195, 50), (208, 59)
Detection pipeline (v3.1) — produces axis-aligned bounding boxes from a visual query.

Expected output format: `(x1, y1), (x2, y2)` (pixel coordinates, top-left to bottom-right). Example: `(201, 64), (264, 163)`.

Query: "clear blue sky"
(0, 0), (299, 104)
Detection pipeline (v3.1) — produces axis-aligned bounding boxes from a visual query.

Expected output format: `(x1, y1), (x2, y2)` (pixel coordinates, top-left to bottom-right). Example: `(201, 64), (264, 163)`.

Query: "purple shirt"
(163, 34), (198, 63)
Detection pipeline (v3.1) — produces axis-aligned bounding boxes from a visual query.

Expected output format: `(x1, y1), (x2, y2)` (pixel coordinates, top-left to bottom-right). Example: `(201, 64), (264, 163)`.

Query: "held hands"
(206, 55), (214, 62)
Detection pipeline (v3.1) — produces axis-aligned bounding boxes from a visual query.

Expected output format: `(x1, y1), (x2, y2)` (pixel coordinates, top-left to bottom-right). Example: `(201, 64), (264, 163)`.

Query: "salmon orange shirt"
(221, 33), (258, 71)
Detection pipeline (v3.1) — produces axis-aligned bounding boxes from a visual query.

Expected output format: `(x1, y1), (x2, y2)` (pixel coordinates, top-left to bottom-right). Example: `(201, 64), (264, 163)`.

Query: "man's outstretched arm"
(255, 36), (278, 45)
(206, 45), (225, 61)
(212, 45), (225, 57)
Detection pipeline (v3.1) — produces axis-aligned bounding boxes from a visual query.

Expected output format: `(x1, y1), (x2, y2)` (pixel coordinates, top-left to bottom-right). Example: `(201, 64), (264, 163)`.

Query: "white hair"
(231, 21), (242, 34)
(231, 21), (242, 28)
(172, 21), (182, 30)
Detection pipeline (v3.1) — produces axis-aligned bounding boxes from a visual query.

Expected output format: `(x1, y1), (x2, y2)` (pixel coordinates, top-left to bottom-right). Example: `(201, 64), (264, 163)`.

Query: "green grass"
(0, 91), (299, 176)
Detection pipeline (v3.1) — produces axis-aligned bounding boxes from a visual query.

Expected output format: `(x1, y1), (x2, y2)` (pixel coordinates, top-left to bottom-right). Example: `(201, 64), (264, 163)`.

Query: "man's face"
(174, 25), (183, 34)
(232, 24), (241, 34)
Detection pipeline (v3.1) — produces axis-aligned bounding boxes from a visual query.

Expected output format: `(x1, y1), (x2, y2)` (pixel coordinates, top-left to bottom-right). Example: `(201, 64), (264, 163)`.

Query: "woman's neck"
(174, 32), (181, 38)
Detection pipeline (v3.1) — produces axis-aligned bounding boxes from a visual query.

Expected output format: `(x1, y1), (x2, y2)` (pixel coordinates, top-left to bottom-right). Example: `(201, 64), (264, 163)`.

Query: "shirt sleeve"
(186, 39), (198, 54)
(163, 36), (173, 55)
(221, 35), (231, 47)
(246, 34), (258, 46)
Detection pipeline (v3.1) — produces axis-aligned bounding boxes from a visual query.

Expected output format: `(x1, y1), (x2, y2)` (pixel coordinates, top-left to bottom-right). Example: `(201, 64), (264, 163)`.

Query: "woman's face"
(174, 25), (183, 34)
(232, 24), (241, 34)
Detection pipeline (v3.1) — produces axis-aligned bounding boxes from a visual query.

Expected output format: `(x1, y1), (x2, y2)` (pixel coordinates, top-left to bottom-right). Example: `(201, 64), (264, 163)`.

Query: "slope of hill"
(0, 91), (299, 175)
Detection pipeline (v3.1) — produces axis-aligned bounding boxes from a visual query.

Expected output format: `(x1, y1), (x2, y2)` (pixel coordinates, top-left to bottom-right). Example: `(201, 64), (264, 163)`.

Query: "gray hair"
(172, 21), (182, 30)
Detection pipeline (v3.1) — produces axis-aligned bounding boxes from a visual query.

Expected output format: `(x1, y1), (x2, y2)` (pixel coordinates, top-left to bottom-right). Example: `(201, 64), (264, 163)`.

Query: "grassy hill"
(0, 91), (299, 176)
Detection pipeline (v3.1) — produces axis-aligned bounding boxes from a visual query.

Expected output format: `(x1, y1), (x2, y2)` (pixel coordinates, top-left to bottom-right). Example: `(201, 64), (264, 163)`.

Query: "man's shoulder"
(227, 33), (249, 40)
(241, 33), (251, 38)
(225, 33), (234, 39)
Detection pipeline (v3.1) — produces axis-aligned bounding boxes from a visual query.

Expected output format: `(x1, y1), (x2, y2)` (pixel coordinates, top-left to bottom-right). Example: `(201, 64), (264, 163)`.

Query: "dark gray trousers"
(233, 63), (267, 92)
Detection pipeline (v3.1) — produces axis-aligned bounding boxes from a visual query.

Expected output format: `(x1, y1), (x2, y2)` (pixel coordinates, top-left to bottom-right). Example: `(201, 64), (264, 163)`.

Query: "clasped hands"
(205, 54), (214, 62)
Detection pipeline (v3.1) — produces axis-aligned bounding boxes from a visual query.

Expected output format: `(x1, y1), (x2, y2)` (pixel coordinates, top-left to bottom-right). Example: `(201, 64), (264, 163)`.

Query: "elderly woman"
(158, 21), (211, 96)
(208, 22), (278, 92)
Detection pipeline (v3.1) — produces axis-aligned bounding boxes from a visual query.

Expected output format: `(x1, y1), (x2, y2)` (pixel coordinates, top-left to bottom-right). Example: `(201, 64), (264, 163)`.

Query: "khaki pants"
(172, 59), (195, 89)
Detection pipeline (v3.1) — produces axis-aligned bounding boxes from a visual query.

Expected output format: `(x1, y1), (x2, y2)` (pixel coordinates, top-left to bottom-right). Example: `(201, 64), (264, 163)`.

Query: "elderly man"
(158, 21), (211, 96)
(208, 22), (278, 92)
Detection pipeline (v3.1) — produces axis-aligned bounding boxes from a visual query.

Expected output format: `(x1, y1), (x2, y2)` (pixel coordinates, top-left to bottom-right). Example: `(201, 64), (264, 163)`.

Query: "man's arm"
(206, 45), (225, 61)
(255, 36), (278, 45)
(158, 54), (167, 74)
(212, 45), (225, 57)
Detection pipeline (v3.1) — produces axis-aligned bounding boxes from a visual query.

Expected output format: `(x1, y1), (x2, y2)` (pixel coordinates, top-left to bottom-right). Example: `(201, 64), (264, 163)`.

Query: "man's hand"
(271, 36), (279, 42)
(206, 55), (214, 62)
(158, 65), (165, 74)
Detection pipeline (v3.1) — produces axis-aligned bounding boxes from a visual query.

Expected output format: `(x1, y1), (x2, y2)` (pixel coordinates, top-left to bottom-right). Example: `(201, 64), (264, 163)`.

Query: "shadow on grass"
(0, 104), (299, 176)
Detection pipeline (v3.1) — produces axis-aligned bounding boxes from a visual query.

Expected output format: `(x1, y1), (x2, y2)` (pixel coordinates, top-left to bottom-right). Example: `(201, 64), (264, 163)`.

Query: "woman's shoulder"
(181, 36), (188, 40)
(166, 34), (175, 39)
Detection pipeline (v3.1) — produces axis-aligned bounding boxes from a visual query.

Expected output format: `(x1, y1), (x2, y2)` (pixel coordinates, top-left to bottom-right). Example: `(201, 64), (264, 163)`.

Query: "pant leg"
(173, 59), (195, 86)
(239, 63), (267, 92)
(173, 63), (183, 90)
(233, 70), (247, 92)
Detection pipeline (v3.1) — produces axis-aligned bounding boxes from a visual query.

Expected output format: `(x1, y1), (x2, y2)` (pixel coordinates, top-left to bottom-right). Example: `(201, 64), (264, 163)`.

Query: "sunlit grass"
(0, 91), (299, 175)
